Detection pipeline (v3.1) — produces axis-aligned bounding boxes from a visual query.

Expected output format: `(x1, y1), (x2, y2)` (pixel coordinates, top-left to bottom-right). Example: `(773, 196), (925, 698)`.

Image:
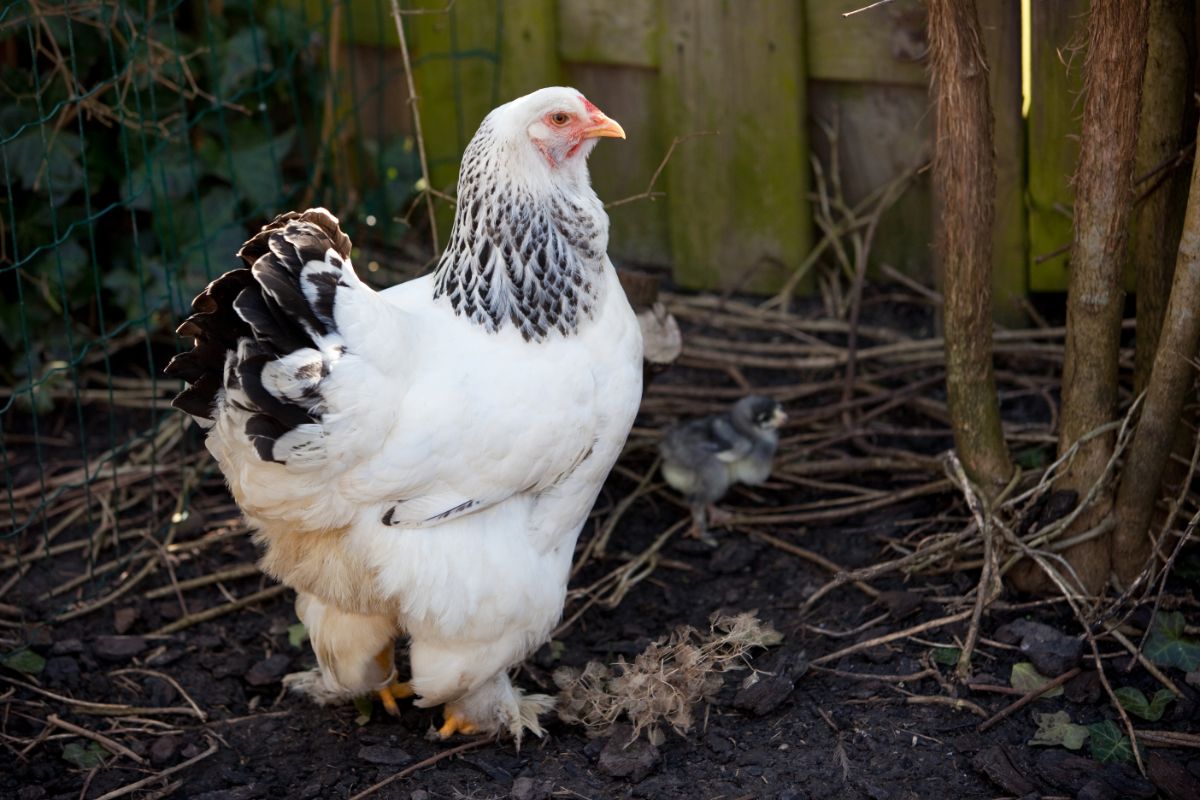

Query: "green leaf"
(1015, 447), (1050, 469)
(1088, 719), (1134, 764)
(1114, 686), (1175, 722)
(62, 741), (109, 769)
(123, 145), (199, 212)
(1029, 710), (1089, 750)
(1009, 662), (1063, 698)
(352, 695), (374, 726)
(220, 26), (273, 95)
(1145, 611), (1200, 672)
(6, 131), (86, 205)
(2, 648), (46, 675)
(547, 640), (567, 662)
(932, 646), (961, 666)
(287, 623), (308, 648)
(228, 127), (297, 211)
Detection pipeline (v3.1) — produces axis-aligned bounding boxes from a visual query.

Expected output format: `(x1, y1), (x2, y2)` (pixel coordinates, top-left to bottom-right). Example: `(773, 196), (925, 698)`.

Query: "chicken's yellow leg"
(437, 710), (479, 739)
(373, 647), (413, 716)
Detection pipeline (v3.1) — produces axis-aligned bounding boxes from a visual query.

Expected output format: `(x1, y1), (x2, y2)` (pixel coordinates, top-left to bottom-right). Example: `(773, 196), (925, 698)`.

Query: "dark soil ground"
(2, 287), (1198, 800)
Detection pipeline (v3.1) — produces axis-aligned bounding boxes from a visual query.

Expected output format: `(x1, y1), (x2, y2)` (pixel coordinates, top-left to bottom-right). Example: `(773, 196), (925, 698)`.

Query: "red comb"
(578, 95), (600, 115)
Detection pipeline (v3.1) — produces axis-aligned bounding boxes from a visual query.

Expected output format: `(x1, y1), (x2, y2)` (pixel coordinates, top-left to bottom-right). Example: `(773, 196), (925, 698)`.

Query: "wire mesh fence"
(0, 0), (463, 607)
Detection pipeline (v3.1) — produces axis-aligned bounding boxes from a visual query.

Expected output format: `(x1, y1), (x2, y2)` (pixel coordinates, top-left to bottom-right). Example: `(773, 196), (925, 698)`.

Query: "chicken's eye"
(549, 112), (571, 126)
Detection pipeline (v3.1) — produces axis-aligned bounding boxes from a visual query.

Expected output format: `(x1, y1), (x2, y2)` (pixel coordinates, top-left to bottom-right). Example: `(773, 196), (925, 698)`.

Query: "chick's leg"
(284, 592), (401, 707)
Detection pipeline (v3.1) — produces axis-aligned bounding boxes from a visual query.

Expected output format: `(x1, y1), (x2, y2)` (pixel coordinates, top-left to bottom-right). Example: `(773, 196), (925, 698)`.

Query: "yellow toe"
(437, 712), (479, 739)
(376, 681), (413, 717)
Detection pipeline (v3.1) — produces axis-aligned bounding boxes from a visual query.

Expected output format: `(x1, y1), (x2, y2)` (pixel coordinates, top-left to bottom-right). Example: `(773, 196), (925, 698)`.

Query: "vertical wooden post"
(1131, 0), (1196, 392)
(498, 0), (561, 102)
(977, 0), (1027, 324)
(658, 0), (810, 294)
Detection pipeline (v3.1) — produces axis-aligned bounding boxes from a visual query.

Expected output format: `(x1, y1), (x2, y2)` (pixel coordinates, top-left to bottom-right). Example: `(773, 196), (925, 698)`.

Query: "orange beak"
(583, 113), (626, 140)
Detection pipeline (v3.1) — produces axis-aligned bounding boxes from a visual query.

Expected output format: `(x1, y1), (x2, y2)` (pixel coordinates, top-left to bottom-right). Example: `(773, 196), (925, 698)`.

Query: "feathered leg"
(408, 634), (553, 743)
(284, 592), (406, 711)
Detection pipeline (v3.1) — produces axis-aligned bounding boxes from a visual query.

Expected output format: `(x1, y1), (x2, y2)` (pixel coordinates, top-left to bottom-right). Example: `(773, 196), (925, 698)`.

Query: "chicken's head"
(494, 86), (625, 170)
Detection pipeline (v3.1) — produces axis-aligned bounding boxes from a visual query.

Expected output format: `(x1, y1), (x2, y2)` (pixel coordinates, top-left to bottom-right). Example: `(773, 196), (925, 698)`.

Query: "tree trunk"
(928, 0), (1013, 500)
(1132, 0), (1196, 393)
(1113, 121), (1200, 583)
(1011, 1), (1151, 595)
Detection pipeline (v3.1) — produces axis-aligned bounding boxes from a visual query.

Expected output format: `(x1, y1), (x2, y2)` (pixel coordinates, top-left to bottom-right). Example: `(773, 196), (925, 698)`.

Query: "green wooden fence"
(323, 0), (1108, 311)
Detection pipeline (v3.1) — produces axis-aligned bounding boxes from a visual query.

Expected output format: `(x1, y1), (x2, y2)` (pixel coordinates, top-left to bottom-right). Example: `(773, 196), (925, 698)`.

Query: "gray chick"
(659, 395), (787, 543)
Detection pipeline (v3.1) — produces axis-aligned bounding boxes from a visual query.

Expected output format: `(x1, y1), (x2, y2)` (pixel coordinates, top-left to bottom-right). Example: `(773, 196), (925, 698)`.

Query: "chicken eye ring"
(549, 112), (571, 126)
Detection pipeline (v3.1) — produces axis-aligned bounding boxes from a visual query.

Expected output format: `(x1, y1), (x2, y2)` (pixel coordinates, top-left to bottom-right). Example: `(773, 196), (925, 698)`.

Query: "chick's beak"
(583, 113), (626, 140)
(771, 408), (789, 427)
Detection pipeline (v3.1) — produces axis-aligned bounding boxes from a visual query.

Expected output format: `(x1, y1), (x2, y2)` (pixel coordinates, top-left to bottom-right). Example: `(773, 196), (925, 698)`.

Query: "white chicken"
(165, 87), (642, 741)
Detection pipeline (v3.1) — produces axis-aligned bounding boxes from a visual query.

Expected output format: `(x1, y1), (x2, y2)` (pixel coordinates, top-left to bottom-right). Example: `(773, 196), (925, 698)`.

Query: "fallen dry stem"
(976, 667), (1081, 733)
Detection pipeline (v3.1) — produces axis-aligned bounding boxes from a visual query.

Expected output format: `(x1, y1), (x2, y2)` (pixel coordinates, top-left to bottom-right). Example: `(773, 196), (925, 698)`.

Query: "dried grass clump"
(553, 612), (782, 742)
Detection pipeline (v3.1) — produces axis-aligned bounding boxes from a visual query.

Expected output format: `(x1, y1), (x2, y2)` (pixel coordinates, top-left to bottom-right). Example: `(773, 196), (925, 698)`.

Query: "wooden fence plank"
(978, 0), (1028, 322)
(806, 0), (928, 85)
(405, 0), (505, 244)
(565, 64), (671, 266)
(1027, 0), (1088, 291)
(498, 0), (561, 100)
(559, 0), (660, 68)
(808, 81), (932, 281)
(659, 0), (810, 293)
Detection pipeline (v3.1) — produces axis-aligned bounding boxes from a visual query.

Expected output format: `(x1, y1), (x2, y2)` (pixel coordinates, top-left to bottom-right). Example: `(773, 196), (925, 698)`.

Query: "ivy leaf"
(220, 26), (273, 96)
(1144, 611), (1200, 672)
(1029, 710), (1089, 750)
(62, 741), (109, 769)
(1010, 662), (1063, 698)
(932, 646), (961, 666)
(287, 623), (308, 649)
(123, 145), (199, 212)
(1114, 686), (1175, 722)
(1015, 447), (1049, 469)
(6, 130), (86, 205)
(2, 648), (46, 675)
(228, 127), (297, 212)
(1088, 720), (1134, 764)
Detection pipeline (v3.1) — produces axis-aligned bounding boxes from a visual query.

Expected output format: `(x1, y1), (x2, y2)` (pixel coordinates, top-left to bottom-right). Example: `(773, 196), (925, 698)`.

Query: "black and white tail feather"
(166, 208), (361, 469)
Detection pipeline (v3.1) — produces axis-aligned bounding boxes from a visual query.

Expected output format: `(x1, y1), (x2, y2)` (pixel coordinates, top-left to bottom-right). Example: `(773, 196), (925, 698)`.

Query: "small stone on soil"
(50, 638), (82, 655)
(1064, 669), (1102, 704)
(879, 590), (923, 621)
(92, 635), (146, 661)
(509, 776), (552, 800)
(972, 746), (1036, 796)
(708, 540), (758, 574)
(356, 745), (411, 766)
(245, 653), (291, 686)
(733, 652), (807, 716)
(113, 606), (139, 634)
(191, 787), (265, 800)
(150, 735), (179, 765)
(853, 627), (894, 664)
(597, 728), (661, 783)
(776, 790), (809, 800)
(1035, 750), (1155, 798)
(995, 619), (1082, 676)
(42, 656), (79, 685)
(1147, 753), (1200, 800)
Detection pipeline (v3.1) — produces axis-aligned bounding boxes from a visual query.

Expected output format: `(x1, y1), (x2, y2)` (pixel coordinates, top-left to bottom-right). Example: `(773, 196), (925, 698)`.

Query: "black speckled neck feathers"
(432, 118), (606, 342)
